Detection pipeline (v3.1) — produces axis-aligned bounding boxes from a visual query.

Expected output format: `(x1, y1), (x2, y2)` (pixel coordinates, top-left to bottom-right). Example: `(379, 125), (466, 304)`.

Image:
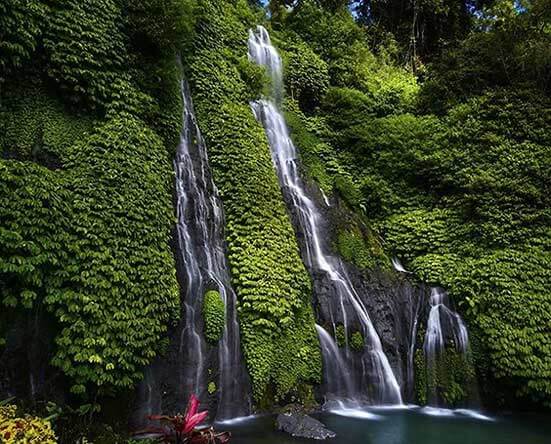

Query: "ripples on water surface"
(222, 407), (551, 444)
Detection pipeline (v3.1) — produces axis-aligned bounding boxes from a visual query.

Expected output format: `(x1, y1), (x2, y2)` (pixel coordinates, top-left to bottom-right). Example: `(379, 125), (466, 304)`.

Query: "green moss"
(208, 381), (217, 395)
(334, 325), (363, 351)
(335, 324), (345, 348)
(350, 331), (364, 352)
(336, 229), (376, 271)
(414, 348), (428, 406)
(203, 290), (225, 345)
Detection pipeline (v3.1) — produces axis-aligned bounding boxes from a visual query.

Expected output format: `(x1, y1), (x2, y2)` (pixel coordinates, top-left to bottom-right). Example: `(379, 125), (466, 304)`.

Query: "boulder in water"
(276, 411), (336, 440)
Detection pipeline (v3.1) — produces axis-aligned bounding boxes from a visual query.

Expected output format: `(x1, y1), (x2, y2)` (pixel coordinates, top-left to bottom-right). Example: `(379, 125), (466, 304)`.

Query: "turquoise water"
(220, 407), (551, 444)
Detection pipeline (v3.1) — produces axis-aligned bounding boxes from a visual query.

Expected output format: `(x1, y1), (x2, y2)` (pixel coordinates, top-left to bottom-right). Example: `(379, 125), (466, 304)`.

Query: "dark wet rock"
(286, 180), (432, 404)
(276, 411), (336, 440)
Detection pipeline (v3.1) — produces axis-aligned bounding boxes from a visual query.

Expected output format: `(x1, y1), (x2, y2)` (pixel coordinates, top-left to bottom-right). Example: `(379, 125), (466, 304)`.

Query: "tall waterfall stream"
(136, 80), (250, 423)
(248, 26), (402, 407)
(175, 80), (250, 420)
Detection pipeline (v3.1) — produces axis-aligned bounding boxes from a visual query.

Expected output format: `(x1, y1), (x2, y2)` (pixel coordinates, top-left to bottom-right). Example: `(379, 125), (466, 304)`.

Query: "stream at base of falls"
(220, 410), (551, 444)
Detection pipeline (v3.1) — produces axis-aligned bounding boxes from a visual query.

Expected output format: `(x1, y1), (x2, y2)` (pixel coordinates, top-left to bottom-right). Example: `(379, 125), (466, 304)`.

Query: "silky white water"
(174, 80), (250, 420)
(423, 287), (470, 405)
(424, 288), (469, 357)
(248, 25), (402, 406)
(392, 257), (411, 274)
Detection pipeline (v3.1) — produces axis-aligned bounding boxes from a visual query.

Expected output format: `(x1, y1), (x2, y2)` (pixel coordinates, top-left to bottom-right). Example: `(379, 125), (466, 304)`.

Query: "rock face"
(277, 411), (336, 440)
(286, 182), (431, 403)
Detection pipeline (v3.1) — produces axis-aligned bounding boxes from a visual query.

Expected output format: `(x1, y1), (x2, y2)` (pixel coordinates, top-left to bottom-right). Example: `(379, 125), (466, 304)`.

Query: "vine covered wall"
(188, 0), (321, 404)
(0, 0), (192, 399)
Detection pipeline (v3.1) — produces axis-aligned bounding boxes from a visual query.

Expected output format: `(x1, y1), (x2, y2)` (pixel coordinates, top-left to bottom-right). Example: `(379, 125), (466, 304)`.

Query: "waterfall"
(424, 288), (469, 358)
(174, 80), (250, 420)
(248, 26), (402, 406)
(392, 257), (411, 274)
(423, 287), (470, 406)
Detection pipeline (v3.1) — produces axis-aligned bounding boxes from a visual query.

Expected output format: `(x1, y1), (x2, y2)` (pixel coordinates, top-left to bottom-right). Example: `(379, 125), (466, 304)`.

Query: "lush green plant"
(0, 112), (180, 394)
(207, 381), (217, 395)
(203, 290), (226, 345)
(0, 82), (93, 162)
(334, 324), (346, 347)
(323, 86), (551, 406)
(0, 404), (57, 444)
(350, 331), (364, 352)
(415, 345), (476, 408)
(419, 0), (551, 113)
(43, 0), (128, 111)
(283, 41), (329, 110)
(277, 0), (551, 408)
(126, 0), (196, 56)
(336, 229), (376, 272)
(0, 0), (45, 82)
(1, 0), (185, 399)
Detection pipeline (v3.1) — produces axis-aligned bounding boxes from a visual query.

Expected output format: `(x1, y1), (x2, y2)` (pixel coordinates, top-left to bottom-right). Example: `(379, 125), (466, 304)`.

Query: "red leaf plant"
(133, 394), (231, 444)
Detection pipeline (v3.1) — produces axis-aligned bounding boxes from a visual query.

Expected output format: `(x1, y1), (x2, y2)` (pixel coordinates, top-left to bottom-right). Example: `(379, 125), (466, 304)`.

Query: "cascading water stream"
(392, 258), (421, 400)
(423, 287), (470, 405)
(248, 25), (402, 406)
(424, 288), (469, 358)
(174, 80), (250, 420)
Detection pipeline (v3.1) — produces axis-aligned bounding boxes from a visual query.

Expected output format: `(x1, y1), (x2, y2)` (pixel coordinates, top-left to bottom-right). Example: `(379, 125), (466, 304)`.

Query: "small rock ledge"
(277, 411), (336, 440)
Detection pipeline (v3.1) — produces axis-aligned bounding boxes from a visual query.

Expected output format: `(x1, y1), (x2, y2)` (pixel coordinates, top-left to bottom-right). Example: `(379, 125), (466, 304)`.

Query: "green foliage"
(336, 229), (376, 271)
(0, 81), (93, 162)
(334, 324), (345, 347)
(208, 381), (217, 395)
(277, 0), (551, 407)
(333, 324), (364, 351)
(283, 100), (337, 194)
(419, 0), (551, 113)
(1, 0), (185, 399)
(357, 0), (473, 60)
(350, 331), (364, 352)
(0, 113), (179, 393)
(323, 85), (551, 405)
(43, 0), (128, 111)
(203, 290), (226, 345)
(237, 56), (270, 100)
(283, 99), (389, 271)
(0, 0), (45, 81)
(279, 0), (418, 113)
(283, 41), (329, 110)
(189, 0), (321, 402)
(126, 0), (196, 56)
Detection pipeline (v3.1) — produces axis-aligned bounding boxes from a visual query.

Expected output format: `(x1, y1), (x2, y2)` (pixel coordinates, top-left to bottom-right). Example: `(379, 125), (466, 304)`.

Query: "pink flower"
(181, 394), (208, 434)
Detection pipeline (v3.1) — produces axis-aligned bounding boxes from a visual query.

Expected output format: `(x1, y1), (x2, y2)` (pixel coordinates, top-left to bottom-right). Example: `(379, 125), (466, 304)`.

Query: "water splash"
(248, 25), (402, 406)
(391, 257), (411, 274)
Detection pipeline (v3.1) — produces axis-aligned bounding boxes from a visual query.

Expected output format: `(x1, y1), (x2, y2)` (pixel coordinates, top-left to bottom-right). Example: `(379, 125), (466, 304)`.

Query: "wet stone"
(276, 412), (336, 440)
